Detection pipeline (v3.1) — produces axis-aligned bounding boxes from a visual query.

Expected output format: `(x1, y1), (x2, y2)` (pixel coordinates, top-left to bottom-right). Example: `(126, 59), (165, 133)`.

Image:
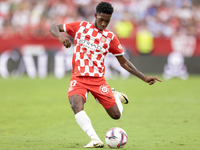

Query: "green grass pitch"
(0, 75), (200, 150)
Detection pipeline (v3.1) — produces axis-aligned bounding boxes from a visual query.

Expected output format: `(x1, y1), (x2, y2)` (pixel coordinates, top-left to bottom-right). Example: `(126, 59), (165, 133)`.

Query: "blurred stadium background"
(0, 0), (200, 79)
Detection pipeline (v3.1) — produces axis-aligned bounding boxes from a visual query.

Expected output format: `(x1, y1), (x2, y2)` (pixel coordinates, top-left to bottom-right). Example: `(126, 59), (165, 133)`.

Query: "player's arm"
(116, 55), (162, 85)
(50, 24), (71, 48)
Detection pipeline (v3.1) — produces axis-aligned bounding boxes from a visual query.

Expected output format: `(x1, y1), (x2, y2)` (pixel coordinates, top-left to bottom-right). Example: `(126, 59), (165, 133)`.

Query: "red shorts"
(68, 76), (116, 109)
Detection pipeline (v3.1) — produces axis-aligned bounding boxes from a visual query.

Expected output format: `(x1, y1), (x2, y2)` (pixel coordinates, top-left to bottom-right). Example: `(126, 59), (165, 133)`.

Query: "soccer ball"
(105, 127), (128, 148)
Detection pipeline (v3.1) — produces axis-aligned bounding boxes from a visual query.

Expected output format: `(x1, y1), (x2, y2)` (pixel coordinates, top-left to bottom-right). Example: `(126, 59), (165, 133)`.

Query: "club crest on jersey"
(100, 36), (106, 43)
(99, 84), (109, 94)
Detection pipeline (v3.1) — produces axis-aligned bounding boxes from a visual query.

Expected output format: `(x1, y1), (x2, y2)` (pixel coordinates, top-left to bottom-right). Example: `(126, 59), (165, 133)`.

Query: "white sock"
(75, 110), (100, 140)
(114, 94), (123, 117)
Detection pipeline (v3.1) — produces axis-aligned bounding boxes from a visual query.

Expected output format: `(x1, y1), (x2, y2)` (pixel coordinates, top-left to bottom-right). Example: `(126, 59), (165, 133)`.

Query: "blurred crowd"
(0, 0), (200, 39)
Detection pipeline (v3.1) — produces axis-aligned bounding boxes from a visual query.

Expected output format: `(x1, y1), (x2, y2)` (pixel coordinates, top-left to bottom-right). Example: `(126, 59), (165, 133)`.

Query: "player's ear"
(95, 13), (97, 18)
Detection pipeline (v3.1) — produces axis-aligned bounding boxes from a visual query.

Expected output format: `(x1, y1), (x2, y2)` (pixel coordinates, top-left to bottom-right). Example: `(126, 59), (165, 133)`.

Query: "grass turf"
(0, 75), (200, 150)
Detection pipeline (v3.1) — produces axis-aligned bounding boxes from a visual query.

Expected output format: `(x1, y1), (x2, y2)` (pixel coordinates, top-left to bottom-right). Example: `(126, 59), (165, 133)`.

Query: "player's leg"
(92, 86), (128, 119)
(90, 83), (124, 119)
(105, 91), (124, 119)
(68, 77), (104, 148)
(69, 95), (104, 148)
(106, 88), (130, 119)
(105, 104), (122, 119)
(69, 94), (84, 114)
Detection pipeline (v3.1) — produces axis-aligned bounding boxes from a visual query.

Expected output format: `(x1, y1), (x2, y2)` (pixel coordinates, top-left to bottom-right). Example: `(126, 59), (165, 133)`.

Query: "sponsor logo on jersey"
(79, 39), (102, 51)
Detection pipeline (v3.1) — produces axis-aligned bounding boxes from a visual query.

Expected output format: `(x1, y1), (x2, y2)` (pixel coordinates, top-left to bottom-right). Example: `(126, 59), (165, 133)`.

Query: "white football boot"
(111, 88), (129, 104)
(84, 139), (104, 148)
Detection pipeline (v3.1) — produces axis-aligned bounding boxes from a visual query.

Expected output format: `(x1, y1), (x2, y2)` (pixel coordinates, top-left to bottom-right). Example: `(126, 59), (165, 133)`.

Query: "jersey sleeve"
(63, 22), (81, 38)
(108, 35), (124, 56)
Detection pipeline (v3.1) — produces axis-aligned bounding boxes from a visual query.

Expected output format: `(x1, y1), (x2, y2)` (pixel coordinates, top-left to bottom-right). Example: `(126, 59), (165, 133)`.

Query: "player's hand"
(143, 76), (162, 85)
(58, 35), (71, 48)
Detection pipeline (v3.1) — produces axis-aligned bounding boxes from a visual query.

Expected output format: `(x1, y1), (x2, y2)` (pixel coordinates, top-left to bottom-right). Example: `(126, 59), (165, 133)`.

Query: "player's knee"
(111, 112), (121, 120)
(69, 95), (84, 114)
(106, 106), (121, 120)
(71, 103), (81, 113)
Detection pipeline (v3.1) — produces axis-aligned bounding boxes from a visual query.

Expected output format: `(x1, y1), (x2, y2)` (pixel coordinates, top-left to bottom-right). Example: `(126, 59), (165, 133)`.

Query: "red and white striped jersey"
(63, 21), (124, 77)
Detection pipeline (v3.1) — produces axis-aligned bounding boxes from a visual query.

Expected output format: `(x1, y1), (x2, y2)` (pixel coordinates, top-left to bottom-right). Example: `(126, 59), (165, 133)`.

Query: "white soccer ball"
(105, 127), (128, 148)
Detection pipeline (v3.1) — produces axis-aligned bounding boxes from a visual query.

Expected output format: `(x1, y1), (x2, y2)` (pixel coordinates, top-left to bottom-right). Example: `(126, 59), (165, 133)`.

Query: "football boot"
(84, 139), (104, 148)
(111, 88), (129, 104)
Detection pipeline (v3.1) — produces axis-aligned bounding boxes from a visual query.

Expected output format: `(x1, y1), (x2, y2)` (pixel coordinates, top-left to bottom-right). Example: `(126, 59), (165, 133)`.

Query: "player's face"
(95, 13), (111, 31)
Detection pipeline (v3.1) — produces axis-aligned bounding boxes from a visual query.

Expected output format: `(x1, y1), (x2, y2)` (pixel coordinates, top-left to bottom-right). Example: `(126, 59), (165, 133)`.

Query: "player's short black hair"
(96, 1), (114, 15)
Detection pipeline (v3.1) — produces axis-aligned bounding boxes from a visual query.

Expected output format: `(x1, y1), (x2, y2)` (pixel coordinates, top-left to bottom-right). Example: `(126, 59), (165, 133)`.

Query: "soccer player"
(50, 1), (162, 148)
